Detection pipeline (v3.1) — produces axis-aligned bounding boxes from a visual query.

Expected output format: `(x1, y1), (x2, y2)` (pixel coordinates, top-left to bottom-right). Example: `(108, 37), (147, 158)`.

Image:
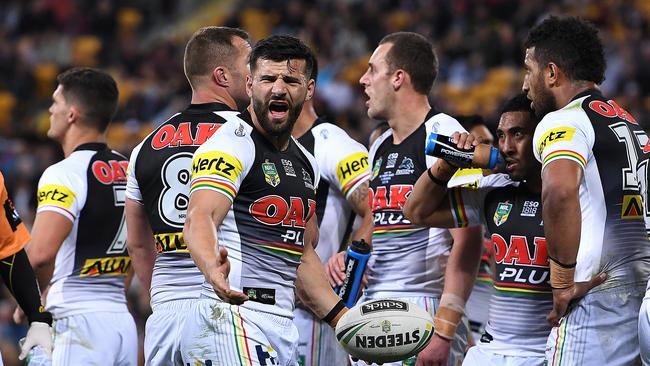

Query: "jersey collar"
(570, 88), (602, 102)
(187, 102), (233, 112)
(73, 142), (108, 152)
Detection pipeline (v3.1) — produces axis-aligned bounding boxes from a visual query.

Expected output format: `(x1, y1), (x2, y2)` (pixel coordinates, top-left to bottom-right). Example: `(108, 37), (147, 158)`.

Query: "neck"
(555, 81), (597, 109)
(387, 94), (431, 144)
(247, 105), (291, 151)
(292, 102), (318, 139)
(190, 87), (238, 110)
(525, 169), (542, 194)
(61, 128), (106, 157)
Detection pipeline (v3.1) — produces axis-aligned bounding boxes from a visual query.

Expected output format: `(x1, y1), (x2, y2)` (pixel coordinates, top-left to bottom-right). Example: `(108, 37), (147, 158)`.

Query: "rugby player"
(0, 172), (53, 362)
(333, 31), (484, 366)
(27, 68), (136, 365)
(292, 57), (373, 366)
(180, 35), (348, 365)
(125, 27), (251, 365)
(523, 16), (649, 365)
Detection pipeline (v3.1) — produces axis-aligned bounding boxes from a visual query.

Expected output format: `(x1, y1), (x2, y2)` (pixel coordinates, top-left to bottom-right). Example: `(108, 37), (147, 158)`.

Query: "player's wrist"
(322, 299), (348, 328)
(548, 256), (576, 290)
(433, 293), (465, 340)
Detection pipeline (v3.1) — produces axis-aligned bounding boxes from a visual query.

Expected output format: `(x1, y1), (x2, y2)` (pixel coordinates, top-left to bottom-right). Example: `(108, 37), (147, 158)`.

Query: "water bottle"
(335, 239), (371, 308)
(18, 338), (51, 366)
(425, 133), (502, 169)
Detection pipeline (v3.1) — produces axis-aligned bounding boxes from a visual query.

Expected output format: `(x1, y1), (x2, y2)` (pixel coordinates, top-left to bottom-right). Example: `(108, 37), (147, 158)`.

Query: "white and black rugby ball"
(335, 299), (434, 363)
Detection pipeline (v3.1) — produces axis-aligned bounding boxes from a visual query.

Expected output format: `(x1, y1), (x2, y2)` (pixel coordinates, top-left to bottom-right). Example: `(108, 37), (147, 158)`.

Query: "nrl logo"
(262, 161), (280, 187)
(494, 201), (512, 227)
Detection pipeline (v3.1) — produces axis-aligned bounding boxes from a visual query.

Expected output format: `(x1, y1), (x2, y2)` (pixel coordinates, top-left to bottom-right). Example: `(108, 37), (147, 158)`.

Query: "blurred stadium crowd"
(0, 0), (649, 364)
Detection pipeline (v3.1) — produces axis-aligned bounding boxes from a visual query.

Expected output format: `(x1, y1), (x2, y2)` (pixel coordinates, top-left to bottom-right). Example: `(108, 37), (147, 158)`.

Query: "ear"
(212, 66), (229, 87)
(68, 105), (80, 125)
(392, 69), (406, 91)
(305, 78), (315, 100)
(546, 62), (559, 87)
(246, 74), (253, 98)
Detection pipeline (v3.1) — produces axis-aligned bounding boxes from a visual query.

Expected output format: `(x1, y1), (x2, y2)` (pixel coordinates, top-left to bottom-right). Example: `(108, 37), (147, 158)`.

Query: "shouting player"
(125, 27), (251, 365)
(27, 68), (136, 365)
(523, 16), (650, 365)
(181, 35), (348, 365)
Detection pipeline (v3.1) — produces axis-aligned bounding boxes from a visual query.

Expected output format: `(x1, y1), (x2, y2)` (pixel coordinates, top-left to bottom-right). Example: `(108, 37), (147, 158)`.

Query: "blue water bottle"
(425, 133), (502, 169)
(335, 239), (371, 308)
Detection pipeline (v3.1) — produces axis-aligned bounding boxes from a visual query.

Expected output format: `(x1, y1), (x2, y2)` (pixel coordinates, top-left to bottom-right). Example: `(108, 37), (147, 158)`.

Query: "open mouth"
(505, 159), (518, 171)
(269, 100), (289, 119)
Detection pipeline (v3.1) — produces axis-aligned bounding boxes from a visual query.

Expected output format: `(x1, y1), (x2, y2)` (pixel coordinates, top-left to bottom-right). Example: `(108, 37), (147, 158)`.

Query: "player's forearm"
(542, 181), (581, 264)
(443, 226), (483, 300)
(126, 242), (156, 291)
(296, 248), (342, 319)
(0, 249), (51, 324)
(403, 160), (457, 226)
(184, 212), (220, 280)
(348, 182), (373, 244)
(25, 246), (54, 291)
(126, 199), (156, 290)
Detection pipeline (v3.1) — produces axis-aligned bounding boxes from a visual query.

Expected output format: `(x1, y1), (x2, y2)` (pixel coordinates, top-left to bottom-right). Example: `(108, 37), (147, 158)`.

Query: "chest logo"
(235, 123), (246, 137)
(262, 161), (280, 187)
(302, 168), (315, 190)
(371, 158), (382, 180)
(520, 200), (539, 217)
(395, 157), (414, 175)
(386, 153), (399, 169)
(493, 201), (512, 227)
(281, 159), (296, 177)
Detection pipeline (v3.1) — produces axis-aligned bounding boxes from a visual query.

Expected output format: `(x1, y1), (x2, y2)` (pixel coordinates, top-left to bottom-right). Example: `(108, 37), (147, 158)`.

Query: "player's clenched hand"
(450, 132), (479, 151)
(207, 246), (248, 305)
(547, 272), (607, 326)
(325, 251), (347, 288)
(416, 334), (450, 366)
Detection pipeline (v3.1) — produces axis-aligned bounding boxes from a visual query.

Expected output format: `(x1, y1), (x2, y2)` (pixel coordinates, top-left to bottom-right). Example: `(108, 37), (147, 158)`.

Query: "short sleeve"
(314, 124), (370, 199)
(189, 118), (254, 202)
(425, 113), (467, 168)
(448, 174), (512, 228)
(36, 164), (84, 223)
(533, 109), (594, 171)
(125, 140), (144, 202)
(0, 173), (30, 258)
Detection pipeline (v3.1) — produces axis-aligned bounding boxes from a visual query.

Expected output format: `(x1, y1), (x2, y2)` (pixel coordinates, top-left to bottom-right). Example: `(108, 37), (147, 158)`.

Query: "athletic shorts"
(145, 299), (196, 366)
(351, 295), (468, 366)
(293, 307), (348, 366)
(638, 286), (650, 366)
(462, 344), (543, 366)
(180, 298), (299, 366)
(546, 284), (644, 366)
(52, 311), (137, 366)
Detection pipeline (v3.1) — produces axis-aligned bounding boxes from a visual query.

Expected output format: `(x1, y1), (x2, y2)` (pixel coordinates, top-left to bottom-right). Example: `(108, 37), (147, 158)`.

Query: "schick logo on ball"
(361, 300), (409, 315)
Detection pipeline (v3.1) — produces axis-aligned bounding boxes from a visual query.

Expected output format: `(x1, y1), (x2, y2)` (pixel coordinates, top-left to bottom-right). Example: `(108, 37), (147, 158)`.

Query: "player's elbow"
(403, 200), (425, 226)
(542, 179), (579, 210)
(25, 245), (55, 270)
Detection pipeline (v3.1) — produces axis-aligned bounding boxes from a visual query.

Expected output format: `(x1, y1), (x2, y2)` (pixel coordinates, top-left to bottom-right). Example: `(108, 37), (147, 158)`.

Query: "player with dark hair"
(291, 51), (373, 366)
(523, 16), (649, 365)
(180, 35), (348, 366)
(125, 26), (251, 365)
(27, 67), (136, 365)
(333, 31), (483, 366)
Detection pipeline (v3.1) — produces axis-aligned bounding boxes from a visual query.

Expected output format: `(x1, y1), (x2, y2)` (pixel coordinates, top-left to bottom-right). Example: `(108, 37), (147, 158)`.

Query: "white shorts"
(463, 344), (543, 366)
(546, 284), (644, 366)
(638, 286), (650, 366)
(52, 311), (137, 366)
(181, 299), (299, 366)
(351, 295), (468, 366)
(145, 299), (196, 366)
(293, 307), (348, 366)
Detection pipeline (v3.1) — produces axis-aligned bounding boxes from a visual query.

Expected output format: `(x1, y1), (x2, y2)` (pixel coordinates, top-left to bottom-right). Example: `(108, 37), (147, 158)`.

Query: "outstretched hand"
(547, 272), (607, 326)
(207, 246), (248, 305)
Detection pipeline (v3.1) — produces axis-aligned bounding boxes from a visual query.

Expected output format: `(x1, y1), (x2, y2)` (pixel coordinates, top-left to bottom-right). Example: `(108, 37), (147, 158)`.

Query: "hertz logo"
(37, 185), (75, 209)
(537, 127), (576, 155)
(337, 152), (369, 186)
(79, 256), (131, 277)
(192, 151), (242, 181)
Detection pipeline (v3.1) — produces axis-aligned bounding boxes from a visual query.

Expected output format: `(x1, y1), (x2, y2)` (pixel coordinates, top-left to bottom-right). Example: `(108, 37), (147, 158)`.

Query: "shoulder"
(369, 129), (392, 158)
(197, 117), (255, 154)
(478, 173), (517, 190)
(426, 112), (466, 135)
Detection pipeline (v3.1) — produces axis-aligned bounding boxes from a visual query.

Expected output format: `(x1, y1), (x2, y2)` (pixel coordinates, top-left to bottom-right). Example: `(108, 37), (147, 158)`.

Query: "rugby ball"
(335, 299), (434, 363)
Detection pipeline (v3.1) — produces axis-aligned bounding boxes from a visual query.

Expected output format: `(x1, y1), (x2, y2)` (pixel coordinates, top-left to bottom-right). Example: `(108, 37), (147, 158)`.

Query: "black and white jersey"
(190, 112), (319, 318)
(37, 143), (129, 317)
(449, 173), (551, 355)
(367, 109), (465, 298)
(297, 118), (370, 262)
(533, 89), (650, 287)
(126, 103), (242, 307)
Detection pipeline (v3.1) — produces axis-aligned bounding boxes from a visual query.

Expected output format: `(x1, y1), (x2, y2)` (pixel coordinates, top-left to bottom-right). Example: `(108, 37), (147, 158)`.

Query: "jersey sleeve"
(448, 174), (511, 228)
(0, 172), (30, 258)
(533, 109), (594, 171)
(189, 118), (254, 202)
(125, 140), (145, 202)
(36, 164), (84, 223)
(424, 113), (467, 168)
(315, 125), (370, 199)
